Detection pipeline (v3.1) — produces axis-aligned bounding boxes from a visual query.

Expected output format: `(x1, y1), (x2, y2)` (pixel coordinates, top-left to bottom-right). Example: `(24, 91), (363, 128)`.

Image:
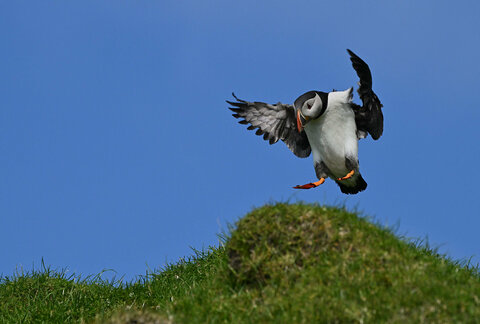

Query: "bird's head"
(294, 90), (328, 132)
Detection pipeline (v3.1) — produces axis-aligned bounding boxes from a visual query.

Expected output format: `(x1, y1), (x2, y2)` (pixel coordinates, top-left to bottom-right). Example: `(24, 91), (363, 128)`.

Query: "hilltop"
(1, 203), (479, 323)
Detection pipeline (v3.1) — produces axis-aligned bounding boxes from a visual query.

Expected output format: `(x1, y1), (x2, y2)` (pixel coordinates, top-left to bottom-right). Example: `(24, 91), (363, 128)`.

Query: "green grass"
(1, 203), (480, 323)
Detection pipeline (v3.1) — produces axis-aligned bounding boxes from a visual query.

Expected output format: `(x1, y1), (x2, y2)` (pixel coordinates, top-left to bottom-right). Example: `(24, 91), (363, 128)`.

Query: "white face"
(301, 93), (324, 119)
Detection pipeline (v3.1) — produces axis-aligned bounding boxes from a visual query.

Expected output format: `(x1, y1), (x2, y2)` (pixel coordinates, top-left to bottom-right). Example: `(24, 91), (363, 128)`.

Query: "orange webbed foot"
(293, 178), (325, 189)
(337, 170), (355, 181)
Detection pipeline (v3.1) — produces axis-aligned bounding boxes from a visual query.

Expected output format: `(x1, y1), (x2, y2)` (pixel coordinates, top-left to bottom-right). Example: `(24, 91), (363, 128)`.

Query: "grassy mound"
(1, 203), (479, 323)
(226, 204), (480, 321)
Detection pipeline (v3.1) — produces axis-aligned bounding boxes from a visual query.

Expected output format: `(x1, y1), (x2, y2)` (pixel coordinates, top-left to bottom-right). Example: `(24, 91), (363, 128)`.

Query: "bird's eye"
(307, 103), (312, 109)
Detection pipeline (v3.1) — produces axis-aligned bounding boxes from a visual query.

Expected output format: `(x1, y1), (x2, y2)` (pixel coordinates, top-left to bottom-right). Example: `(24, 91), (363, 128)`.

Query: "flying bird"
(227, 49), (383, 194)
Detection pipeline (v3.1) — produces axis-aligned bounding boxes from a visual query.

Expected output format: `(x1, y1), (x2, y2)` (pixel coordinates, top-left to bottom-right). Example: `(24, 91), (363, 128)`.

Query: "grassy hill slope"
(1, 203), (479, 323)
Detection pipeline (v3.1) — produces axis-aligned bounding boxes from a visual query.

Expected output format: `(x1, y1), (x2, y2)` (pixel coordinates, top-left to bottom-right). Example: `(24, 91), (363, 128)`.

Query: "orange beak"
(296, 110), (309, 132)
(297, 110), (303, 132)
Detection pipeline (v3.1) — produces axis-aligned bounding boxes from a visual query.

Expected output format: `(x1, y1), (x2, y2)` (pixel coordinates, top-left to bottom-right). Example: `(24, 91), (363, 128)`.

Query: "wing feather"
(347, 49), (384, 140)
(227, 94), (311, 158)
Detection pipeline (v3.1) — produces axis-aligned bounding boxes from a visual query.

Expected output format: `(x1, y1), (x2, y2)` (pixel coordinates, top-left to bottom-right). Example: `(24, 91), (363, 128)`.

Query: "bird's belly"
(305, 108), (358, 177)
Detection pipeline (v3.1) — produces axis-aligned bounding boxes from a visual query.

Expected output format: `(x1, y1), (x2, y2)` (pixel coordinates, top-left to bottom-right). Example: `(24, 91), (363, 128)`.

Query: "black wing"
(227, 93), (311, 158)
(347, 49), (384, 140)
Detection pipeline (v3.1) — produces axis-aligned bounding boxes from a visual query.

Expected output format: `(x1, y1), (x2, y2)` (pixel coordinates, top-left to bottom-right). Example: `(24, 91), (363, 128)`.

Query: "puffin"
(227, 49), (383, 194)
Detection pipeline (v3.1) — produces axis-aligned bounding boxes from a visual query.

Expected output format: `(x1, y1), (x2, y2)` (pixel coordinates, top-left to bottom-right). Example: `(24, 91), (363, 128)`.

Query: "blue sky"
(1, 1), (479, 281)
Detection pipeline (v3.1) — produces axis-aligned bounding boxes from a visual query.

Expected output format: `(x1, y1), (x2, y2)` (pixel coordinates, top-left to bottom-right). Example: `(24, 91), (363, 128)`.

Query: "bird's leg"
(293, 177), (325, 189)
(337, 170), (355, 181)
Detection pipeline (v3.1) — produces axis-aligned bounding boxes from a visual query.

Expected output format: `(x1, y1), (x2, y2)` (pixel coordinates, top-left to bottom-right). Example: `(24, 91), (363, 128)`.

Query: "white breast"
(304, 102), (358, 177)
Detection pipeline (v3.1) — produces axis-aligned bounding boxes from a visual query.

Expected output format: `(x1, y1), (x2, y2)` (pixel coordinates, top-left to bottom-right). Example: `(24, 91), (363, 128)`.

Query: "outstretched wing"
(347, 49), (384, 140)
(227, 93), (311, 158)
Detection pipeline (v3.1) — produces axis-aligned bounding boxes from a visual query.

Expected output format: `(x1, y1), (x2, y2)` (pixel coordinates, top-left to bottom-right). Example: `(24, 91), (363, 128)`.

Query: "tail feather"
(335, 174), (367, 195)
